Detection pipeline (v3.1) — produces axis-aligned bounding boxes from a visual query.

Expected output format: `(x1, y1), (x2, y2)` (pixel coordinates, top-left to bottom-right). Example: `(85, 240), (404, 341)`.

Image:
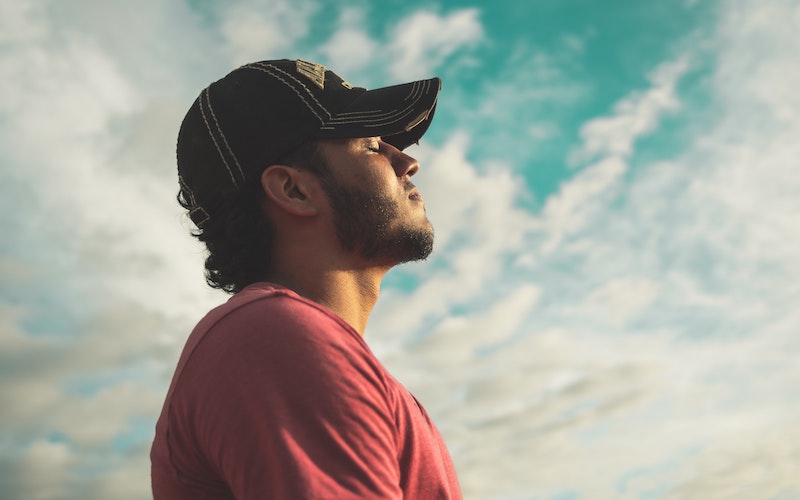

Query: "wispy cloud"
(318, 6), (483, 86)
(1, 0), (798, 498)
(0, 2), (225, 497)
(318, 8), (379, 74)
(387, 8), (483, 80)
(220, 0), (319, 65)
(569, 57), (689, 164)
(376, 1), (800, 497)
(439, 42), (588, 173)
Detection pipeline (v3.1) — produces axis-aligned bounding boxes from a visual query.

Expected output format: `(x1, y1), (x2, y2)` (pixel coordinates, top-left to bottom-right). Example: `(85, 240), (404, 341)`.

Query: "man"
(151, 59), (461, 499)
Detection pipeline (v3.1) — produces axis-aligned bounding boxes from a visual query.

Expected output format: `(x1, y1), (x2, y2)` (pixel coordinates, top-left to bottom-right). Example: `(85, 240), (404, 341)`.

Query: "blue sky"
(2, 0), (799, 498)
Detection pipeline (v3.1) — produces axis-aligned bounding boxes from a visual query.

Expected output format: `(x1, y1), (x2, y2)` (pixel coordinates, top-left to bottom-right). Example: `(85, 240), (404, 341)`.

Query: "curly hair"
(178, 141), (328, 294)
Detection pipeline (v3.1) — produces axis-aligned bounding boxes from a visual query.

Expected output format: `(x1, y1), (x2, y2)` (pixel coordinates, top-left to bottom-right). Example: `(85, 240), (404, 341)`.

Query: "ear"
(260, 165), (319, 216)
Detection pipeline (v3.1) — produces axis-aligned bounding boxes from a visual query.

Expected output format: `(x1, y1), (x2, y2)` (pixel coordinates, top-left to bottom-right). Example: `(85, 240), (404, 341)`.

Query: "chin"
(394, 224), (434, 263)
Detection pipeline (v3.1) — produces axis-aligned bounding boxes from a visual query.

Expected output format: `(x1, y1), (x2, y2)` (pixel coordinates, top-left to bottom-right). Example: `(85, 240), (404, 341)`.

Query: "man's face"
(314, 137), (434, 265)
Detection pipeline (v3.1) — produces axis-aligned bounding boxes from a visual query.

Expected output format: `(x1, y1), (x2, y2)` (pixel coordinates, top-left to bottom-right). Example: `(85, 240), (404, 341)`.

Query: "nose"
(387, 144), (420, 178)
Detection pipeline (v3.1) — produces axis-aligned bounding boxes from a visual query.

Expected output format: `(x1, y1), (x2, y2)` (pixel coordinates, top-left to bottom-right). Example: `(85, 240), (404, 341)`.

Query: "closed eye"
(364, 137), (381, 153)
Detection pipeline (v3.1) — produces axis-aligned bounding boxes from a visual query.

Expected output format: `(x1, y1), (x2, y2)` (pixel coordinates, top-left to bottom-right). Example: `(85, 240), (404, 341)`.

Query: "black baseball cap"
(177, 59), (441, 228)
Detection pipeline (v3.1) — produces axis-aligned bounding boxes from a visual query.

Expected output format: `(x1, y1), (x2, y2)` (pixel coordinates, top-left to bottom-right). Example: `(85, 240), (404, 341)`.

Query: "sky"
(1, 0), (799, 498)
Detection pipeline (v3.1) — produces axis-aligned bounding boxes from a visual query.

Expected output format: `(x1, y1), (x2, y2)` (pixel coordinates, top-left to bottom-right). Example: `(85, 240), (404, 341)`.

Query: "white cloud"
(439, 43), (587, 171)
(17, 440), (77, 499)
(665, 422), (800, 498)
(220, 0), (318, 65)
(377, 0), (800, 497)
(0, 2), (46, 45)
(319, 8), (378, 74)
(387, 8), (483, 80)
(539, 156), (627, 253)
(533, 55), (688, 255)
(370, 132), (536, 341)
(2, 0), (800, 498)
(0, 3), (223, 498)
(583, 277), (661, 327)
(570, 56), (689, 164)
(371, 65), (697, 492)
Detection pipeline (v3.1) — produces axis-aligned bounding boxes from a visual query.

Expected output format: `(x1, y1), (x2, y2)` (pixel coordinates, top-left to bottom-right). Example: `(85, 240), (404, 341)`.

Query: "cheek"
(358, 167), (400, 195)
(328, 151), (400, 195)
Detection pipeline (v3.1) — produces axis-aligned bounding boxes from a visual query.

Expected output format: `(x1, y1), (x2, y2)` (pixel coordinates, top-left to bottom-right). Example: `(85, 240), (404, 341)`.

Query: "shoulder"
(187, 283), (361, 355)
(167, 283), (396, 429)
(165, 283), (395, 427)
(206, 283), (352, 335)
(175, 283), (384, 387)
(157, 290), (410, 499)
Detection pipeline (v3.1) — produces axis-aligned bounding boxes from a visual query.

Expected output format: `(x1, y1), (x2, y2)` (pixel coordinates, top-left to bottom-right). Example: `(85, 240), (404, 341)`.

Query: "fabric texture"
(151, 283), (461, 499)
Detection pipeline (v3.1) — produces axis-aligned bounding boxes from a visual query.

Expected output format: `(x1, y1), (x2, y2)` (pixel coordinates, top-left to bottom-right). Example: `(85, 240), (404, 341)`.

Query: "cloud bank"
(1, 0), (798, 498)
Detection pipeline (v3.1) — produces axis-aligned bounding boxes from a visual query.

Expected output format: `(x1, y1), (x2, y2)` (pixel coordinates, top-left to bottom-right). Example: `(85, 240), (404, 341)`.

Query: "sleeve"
(170, 297), (402, 500)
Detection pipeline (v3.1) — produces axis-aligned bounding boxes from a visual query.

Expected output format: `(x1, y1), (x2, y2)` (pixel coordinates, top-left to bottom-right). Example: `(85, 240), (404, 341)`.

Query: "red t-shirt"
(151, 283), (461, 499)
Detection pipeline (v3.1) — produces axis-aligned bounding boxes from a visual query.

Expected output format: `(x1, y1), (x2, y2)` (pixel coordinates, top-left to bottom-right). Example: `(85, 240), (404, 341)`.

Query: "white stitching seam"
(243, 63), (330, 123)
(241, 64), (433, 131)
(189, 206), (210, 227)
(178, 175), (197, 206)
(324, 81), (431, 125)
(199, 88), (238, 186)
(180, 175), (210, 226)
(325, 106), (422, 125)
(319, 108), (420, 130)
(204, 88), (245, 181)
(331, 81), (427, 120)
(254, 63), (333, 119)
(235, 65), (433, 133)
(326, 108), (419, 123)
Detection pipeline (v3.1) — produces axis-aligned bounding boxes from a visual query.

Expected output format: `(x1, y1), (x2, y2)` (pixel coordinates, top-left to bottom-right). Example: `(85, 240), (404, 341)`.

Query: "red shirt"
(151, 283), (461, 499)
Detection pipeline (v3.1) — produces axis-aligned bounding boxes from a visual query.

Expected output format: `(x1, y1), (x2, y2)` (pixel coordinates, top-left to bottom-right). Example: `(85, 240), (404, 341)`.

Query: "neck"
(265, 261), (390, 336)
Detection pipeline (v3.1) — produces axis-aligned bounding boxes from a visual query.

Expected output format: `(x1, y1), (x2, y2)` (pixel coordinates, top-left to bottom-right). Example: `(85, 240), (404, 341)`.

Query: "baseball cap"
(177, 59), (442, 228)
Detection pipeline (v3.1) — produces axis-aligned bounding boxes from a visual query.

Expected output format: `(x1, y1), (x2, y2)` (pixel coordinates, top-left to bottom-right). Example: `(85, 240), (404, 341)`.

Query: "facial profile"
(311, 137), (434, 265)
(325, 175), (434, 264)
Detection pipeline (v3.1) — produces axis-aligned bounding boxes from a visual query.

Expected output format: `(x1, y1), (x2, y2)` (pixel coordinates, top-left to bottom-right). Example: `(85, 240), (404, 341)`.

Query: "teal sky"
(2, 1), (799, 498)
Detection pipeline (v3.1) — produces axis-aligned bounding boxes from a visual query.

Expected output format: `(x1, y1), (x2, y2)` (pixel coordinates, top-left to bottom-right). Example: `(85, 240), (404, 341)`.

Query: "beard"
(321, 179), (434, 264)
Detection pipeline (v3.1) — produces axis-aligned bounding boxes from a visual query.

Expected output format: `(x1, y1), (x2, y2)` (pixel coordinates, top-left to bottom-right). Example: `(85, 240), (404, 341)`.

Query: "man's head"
(177, 60), (441, 292)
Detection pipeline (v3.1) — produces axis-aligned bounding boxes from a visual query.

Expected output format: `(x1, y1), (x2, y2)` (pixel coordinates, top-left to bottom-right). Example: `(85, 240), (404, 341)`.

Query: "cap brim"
(315, 77), (441, 150)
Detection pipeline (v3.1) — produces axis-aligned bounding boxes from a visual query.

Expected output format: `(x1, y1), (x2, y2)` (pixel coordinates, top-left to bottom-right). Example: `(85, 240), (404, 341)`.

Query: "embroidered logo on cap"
(296, 60), (326, 90)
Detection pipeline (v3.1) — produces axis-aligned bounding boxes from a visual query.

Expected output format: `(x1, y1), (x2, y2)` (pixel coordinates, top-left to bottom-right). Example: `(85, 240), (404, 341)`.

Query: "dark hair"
(178, 141), (327, 293)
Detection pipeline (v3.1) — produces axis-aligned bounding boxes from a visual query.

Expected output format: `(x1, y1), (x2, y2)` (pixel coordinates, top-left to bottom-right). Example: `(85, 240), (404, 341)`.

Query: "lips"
(405, 182), (423, 202)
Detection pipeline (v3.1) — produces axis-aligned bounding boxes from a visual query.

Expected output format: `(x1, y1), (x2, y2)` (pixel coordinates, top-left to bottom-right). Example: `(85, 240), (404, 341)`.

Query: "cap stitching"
(320, 108), (419, 130)
(406, 80), (426, 103)
(243, 63), (331, 124)
(327, 107), (419, 126)
(328, 108), (417, 122)
(204, 88), (245, 182)
(199, 88), (238, 186)
(326, 81), (431, 125)
(178, 175), (198, 206)
(249, 62), (332, 116)
(333, 81), (427, 119)
(189, 206), (211, 227)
